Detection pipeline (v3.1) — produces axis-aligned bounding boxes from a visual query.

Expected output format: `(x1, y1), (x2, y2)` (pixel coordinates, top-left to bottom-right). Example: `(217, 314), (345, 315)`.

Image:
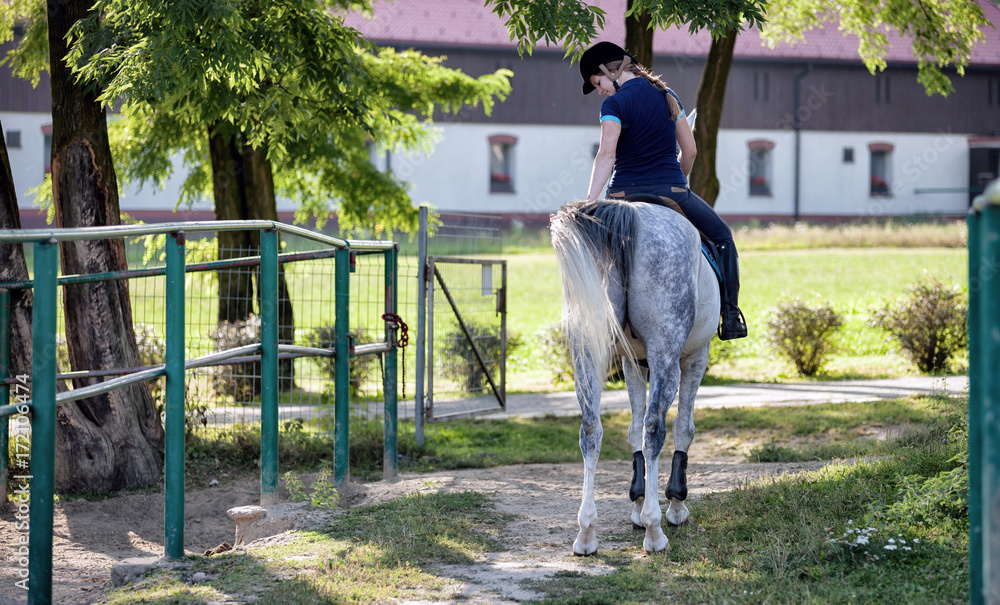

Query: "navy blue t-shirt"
(600, 78), (686, 187)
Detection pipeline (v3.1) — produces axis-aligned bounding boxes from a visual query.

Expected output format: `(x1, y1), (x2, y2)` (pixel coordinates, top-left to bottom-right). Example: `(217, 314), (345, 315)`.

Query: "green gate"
(0, 220), (400, 605)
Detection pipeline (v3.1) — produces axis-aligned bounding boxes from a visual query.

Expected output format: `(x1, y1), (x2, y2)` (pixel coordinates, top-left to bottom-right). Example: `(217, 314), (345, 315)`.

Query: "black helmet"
(580, 41), (633, 94)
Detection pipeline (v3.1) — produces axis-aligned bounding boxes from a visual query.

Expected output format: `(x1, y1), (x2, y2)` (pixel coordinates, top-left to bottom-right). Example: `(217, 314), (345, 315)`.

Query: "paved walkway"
(480, 375), (969, 419)
(189, 375), (968, 426)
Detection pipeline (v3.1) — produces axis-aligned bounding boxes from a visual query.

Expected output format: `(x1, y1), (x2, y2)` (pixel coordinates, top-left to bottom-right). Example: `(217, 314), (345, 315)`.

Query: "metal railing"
(967, 178), (1000, 605)
(0, 220), (400, 605)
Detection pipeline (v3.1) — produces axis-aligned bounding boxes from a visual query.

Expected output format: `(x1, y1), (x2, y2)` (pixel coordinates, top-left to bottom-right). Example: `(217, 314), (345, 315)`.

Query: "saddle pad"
(701, 242), (722, 283)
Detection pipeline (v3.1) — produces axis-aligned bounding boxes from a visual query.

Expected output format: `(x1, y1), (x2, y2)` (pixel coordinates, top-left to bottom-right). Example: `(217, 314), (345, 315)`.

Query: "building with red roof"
(343, 0), (1000, 221)
(3, 0), (999, 222)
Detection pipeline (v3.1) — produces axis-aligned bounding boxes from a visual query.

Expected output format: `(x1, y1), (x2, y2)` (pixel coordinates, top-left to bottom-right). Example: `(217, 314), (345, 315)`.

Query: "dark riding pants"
(605, 183), (733, 248)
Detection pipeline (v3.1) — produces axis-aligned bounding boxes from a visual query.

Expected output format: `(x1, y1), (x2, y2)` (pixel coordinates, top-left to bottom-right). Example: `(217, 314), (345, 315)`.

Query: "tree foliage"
(491, 0), (764, 59)
(64, 0), (511, 234)
(3, 0), (512, 235)
(760, 0), (991, 95)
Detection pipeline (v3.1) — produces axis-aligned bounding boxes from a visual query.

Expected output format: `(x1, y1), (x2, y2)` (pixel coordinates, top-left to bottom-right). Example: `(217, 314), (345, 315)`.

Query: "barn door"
(425, 257), (507, 420)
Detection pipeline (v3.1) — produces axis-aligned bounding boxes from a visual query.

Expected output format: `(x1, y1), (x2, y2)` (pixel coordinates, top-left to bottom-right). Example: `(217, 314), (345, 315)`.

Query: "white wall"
(3, 112), (50, 206)
(714, 129), (970, 217)
(6, 111), (973, 218)
(2, 111), (294, 213)
(390, 123), (599, 214)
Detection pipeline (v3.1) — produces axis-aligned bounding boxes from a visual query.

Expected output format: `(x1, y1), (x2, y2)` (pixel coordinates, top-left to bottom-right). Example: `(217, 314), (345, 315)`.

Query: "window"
(843, 147), (854, 164)
(869, 143), (893, 196)
(875, 75), (891, 104)
(42, 124), (52, 174)
(753, 71), (769, 102)
(489, 134), (516, 193)
(747, 140), (773, 196)
(5, 130), (21, 149)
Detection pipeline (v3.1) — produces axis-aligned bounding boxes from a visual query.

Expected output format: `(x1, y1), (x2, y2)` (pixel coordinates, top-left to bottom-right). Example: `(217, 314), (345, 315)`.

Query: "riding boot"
(717, 241), (748, 340)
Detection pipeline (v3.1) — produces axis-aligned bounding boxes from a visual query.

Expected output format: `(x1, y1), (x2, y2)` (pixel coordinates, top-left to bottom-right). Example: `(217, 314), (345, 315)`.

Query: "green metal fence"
(0, 220), (400, 605)
(968, 178), (1000, 605)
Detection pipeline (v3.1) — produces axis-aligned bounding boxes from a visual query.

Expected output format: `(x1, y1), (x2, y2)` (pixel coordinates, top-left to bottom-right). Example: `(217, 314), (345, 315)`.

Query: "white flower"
(913, 539), (920, 544)
(888, 538), (895, 544)
(884, 544), (898, 551)
(903, 547), (912, 551)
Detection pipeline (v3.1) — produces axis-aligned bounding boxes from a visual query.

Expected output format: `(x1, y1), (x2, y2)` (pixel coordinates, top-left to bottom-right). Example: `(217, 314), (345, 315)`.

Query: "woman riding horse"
(580, 41), (748, 340)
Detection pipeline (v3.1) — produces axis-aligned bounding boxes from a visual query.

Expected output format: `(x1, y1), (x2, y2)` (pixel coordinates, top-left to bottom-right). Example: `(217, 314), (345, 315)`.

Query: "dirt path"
(0, 457), (828, 604)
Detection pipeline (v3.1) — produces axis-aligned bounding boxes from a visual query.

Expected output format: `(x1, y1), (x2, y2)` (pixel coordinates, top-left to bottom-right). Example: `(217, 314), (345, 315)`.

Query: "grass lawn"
(505, 245), (967, 390)
(103, 394), (968, 604)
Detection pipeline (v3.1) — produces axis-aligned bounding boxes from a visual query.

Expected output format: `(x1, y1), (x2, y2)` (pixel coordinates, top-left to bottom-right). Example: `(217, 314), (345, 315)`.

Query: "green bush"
(305, 326), (377, 397)
(869, 279), (967, 373)
(765, 297), (843, 376)
(207, 315), (262, 402)
(441, 322), (521, 392)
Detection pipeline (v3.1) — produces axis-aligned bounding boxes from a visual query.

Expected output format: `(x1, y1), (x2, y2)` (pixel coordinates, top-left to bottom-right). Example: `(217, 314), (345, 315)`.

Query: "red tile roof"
(343, 0), (1000, 66)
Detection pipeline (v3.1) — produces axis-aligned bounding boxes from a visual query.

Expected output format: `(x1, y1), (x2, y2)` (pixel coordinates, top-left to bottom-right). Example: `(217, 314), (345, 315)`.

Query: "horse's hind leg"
(640, 354), (681, 553)
(573, 352), (605, 556)
(624, 358), (649, 529)
(665, 345), (710, 526)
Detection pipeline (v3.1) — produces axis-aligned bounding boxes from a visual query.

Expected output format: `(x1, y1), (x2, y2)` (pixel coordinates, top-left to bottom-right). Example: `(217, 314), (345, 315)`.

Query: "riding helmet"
(580, 41), (634, 94)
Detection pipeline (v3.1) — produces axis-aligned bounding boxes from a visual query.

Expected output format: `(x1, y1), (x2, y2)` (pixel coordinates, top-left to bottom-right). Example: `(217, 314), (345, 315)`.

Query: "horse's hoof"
(666, 518), (691, 527)
(572, 547), (597, 557)
(632, 523), (644, 531)
(643, 539), (670, 554)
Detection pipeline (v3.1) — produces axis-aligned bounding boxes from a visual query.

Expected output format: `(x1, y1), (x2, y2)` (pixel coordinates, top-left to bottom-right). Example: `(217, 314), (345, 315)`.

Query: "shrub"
(766, 297), (843, 376)
(869, 279), (967, 373)
(207, 315), (262, 402)
(306, 326), (377, 397)
(441, 322), (521, 393)
(134, 322), (166, 405)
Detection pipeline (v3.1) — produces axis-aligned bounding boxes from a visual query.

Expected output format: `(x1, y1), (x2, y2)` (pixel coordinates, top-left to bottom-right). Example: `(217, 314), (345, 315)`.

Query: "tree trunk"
(241, 144), (296, 392)
(0, 117), (33, 381)
(624, 2), (654, 68)
(209, 127), (295, 392)
(688, 29), (738, 207)
(47, 0), (165, 493)
(209, 125), (256, 324)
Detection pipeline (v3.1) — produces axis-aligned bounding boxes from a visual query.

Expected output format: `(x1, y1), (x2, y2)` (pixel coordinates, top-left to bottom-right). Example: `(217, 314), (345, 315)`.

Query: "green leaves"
(761, 0), (990, 96)
(490, 0), (767, 59)
(0, 0), (49, 86)
(489, 0), (606, 59)
(635, 0), (767, 37)
(54, 0), (513, 235)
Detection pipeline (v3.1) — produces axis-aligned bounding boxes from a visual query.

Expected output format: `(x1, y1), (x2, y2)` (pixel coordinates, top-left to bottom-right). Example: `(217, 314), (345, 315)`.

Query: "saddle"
(621, 193), (722, 283)
(612, 193), (724, 367)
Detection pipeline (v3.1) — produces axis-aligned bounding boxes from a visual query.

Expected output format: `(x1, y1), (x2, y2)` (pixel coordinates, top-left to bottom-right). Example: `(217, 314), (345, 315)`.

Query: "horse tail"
(550, 199), (638, 374)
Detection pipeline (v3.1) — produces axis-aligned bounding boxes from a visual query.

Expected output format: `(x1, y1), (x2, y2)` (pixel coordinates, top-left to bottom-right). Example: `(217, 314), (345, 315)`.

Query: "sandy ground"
(0, 455), (829, 605)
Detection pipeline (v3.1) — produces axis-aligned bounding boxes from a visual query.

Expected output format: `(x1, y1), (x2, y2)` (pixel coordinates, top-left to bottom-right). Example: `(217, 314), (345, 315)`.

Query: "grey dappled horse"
(550, 199), (720, 555)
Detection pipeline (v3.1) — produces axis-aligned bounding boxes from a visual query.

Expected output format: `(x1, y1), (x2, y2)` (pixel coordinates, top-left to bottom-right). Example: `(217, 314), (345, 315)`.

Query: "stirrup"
(718, 308), (748, 340)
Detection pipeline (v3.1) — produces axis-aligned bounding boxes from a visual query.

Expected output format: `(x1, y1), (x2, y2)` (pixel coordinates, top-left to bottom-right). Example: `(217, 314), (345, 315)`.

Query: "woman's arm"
(675, 113), (697, 177)
(586, 119), (621, 199)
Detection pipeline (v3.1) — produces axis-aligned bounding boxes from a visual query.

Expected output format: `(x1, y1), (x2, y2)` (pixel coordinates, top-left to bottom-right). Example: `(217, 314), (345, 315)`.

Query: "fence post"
(28, 238), (57, 605)
(1, 288), (10, 506)
(164, 231), (186, 559)
(384, 245), (399, 480)
(333, 247), (351, 485)
(415, 207), (427, 446)
(260, 228), (279, 505)
(969, 206), (983, 604)
(976, 178), (1000, 604)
